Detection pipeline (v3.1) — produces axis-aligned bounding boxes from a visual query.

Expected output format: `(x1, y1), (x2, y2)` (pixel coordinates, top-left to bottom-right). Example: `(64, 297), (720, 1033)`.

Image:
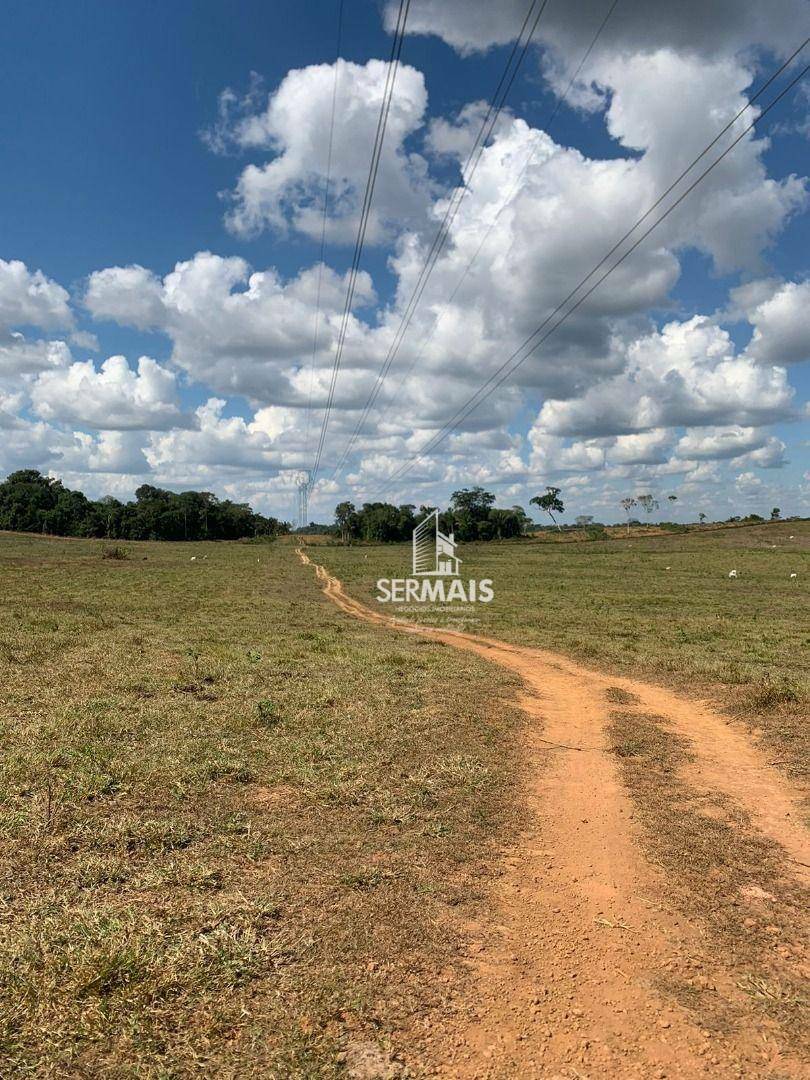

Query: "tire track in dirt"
(297, 549), (809, 1077)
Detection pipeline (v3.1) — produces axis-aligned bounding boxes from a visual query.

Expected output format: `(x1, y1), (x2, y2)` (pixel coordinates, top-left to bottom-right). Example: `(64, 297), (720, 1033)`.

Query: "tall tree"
(620, 497), (637, 536)
(448, 487), (496, 541)
(357, 502), (416, 542)
(334, 501), (357, 543)
(510, 506), (533, 535)
(489, 508), (524, 540)
(530, 487), (564, 531)
(636, 494), (659, 521)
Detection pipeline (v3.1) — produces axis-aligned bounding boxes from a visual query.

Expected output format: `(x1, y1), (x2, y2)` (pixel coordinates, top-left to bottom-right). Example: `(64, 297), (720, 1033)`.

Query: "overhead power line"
(372, 0), (620, 436)
(303, 0), (345, 462)
(329, 0), (550, 481)
(309, 0), (411, 490)
(373, 44), (809, 496)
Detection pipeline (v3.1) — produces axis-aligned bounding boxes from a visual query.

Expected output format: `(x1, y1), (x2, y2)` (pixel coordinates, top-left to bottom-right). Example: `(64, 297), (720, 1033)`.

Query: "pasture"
(317, 520), (809, 778)
(0, 532), (521, 1076)
(0, 522), (807, 1076)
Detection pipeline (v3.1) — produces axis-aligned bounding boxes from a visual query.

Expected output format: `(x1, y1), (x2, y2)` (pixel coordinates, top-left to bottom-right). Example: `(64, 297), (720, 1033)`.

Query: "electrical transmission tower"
(296, 471), (310, 531)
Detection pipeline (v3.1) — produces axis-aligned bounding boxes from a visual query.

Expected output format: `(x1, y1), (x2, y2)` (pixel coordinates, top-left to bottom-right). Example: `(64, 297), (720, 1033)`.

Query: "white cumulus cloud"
(0, 258), (72, 332)
(744, 279), (810, 365)
(31, 355), (191, 431)
(536, 316), (795, 438)
(207, 59), (433, 243)
(85, 251), (377, 407)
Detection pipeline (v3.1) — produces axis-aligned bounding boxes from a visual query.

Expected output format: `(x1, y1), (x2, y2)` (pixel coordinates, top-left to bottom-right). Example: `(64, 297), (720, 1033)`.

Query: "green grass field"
(317, 520), (809, 777)
(317, 520), (808, 691)
(0, 533), (522, 1076)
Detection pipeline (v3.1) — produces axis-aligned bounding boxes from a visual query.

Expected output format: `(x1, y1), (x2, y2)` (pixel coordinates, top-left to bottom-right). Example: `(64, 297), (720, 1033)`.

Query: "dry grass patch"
(606, 709), (809, 1053)
(604, 686), (639, 705)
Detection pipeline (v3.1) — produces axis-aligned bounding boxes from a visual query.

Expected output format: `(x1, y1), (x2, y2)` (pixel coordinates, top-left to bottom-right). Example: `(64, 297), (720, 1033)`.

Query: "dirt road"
(298, 549), (809, 1078)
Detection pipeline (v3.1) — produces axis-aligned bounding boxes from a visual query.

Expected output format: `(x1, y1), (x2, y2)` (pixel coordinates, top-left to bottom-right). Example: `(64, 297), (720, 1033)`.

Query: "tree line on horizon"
(1, 471), (789, 545)
(329, 486), (621, 543)
(334, 488), (534, 544)
(0, 470), (289, 541)
(328, 485), (789, 544)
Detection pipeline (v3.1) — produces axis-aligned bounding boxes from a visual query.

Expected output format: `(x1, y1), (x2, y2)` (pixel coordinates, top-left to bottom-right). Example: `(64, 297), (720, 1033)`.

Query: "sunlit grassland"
(0, 533), (522, 1076)
(317, 520), (809, 776)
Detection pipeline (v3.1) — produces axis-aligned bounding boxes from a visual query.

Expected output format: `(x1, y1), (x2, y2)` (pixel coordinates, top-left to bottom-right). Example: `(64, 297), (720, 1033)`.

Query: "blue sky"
(1, 0), (808, 523)
(3, 2), (630, 296)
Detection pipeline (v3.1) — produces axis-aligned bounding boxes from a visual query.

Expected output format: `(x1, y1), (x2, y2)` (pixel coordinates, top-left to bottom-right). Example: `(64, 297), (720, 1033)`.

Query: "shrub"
(747, 677), (800, 710)
(101, 544), (131, 561)
(256, 700), (281, 727)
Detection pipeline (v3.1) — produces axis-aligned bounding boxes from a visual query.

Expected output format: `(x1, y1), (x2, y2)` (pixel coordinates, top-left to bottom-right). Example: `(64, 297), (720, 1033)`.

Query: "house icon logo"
(412, 509), (462, 577)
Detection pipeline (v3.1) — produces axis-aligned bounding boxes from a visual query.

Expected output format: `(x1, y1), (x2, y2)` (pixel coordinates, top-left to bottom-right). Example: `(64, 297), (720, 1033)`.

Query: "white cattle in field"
(728, 569), (738, 578)
(790, 573), (798, 579)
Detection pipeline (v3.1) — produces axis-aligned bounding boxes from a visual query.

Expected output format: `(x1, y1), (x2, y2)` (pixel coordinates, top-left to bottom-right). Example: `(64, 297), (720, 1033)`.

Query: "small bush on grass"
(256, 700), (282, 727)
(101, 545), (131, 561)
